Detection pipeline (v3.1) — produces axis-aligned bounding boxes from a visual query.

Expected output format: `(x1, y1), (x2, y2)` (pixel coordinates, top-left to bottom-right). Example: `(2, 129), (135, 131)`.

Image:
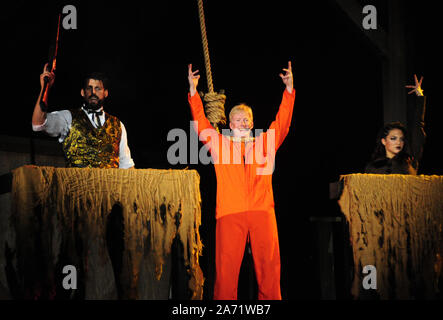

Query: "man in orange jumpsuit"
(187, 62), (295, 300)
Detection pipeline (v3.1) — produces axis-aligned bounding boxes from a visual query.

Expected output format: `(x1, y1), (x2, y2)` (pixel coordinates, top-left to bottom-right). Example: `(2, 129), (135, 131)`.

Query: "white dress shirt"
(32, 107), (135, 169)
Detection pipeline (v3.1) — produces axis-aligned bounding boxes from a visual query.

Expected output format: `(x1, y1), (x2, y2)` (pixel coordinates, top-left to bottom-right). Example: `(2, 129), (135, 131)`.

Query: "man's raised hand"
(188, 64), (200, 97)
(40, 63), (55, 90)
(279, 61), (293, 93)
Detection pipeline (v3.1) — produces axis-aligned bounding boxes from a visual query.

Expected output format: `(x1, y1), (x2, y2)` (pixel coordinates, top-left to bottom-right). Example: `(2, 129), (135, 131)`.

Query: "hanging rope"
(197, 0), (227, 131)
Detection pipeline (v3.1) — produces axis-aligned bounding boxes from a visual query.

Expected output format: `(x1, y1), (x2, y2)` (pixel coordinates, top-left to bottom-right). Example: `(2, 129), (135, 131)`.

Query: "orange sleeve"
(268, 88), (296, 150)
(188, 92), (215, 136)
(188, 92), (222, 160)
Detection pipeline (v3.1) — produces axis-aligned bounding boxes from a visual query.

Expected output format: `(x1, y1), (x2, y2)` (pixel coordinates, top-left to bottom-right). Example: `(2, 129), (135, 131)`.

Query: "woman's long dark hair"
(370, 122), (411, 160)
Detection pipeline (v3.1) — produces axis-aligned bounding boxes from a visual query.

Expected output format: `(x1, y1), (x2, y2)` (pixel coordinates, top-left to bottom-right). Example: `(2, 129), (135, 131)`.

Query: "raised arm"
(405, 74), (426, 163)
(269, 61), (296, 150)
(187, 64), (214, 134)
(32, 63), (55, 126)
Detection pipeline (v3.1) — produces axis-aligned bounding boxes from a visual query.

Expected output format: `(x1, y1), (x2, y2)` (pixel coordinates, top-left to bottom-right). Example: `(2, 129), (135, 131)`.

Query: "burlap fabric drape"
(4, 165), (203, 299)
(338, 174), (443, 299)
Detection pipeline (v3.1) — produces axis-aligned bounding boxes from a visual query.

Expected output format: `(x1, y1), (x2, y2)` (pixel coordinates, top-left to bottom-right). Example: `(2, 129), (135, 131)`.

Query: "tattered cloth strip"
(7, 165), (203, 299)
(338, 174), (443, 299)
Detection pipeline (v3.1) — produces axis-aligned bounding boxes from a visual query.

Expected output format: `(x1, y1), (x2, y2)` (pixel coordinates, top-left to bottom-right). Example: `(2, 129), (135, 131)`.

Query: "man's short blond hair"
(229, 104), (253, 122)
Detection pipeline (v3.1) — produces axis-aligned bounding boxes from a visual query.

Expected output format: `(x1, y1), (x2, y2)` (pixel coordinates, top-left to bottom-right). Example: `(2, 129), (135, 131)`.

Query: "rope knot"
(200, 91), (227, 131)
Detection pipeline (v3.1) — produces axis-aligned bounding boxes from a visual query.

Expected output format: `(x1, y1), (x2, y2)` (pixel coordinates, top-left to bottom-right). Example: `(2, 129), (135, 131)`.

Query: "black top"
(365, 96), (426, 175)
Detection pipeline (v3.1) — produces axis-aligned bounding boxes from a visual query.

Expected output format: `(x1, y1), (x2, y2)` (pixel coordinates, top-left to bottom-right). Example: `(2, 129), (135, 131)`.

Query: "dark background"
(1, 0), (441, 299)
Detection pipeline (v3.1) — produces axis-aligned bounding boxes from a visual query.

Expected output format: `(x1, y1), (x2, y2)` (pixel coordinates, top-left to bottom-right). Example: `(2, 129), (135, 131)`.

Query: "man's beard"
(83, 96), (105, 111)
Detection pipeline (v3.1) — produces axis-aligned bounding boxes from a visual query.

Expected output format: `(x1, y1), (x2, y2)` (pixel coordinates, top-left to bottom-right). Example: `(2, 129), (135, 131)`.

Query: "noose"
(197, 0), (227, 132)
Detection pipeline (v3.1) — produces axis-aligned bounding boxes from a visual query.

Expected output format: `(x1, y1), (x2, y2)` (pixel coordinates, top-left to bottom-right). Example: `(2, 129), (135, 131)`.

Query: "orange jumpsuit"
(188, 89), (295, 300)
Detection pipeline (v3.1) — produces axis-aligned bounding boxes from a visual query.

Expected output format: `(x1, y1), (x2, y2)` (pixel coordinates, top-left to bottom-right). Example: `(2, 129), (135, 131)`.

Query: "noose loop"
(197, 0), (227, 131)
(200, 91), (226, 127)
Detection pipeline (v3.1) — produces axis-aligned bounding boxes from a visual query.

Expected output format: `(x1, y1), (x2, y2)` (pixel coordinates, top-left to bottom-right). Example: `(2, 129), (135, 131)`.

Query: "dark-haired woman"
(365, 75), (426, 175)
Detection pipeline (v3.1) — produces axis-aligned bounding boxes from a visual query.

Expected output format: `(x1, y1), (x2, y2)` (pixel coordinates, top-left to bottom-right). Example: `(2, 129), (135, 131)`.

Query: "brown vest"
(62, 109), (121, 168)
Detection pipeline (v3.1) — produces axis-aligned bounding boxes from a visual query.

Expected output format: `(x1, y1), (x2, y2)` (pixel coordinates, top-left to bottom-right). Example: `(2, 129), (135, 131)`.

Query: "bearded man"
(31, 64), (134, 169)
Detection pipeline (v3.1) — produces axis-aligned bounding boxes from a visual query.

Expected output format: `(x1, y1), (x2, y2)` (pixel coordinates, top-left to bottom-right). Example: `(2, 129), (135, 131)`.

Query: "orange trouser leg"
(214, 213), (248, 300)
(248, 210), (281, 300)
